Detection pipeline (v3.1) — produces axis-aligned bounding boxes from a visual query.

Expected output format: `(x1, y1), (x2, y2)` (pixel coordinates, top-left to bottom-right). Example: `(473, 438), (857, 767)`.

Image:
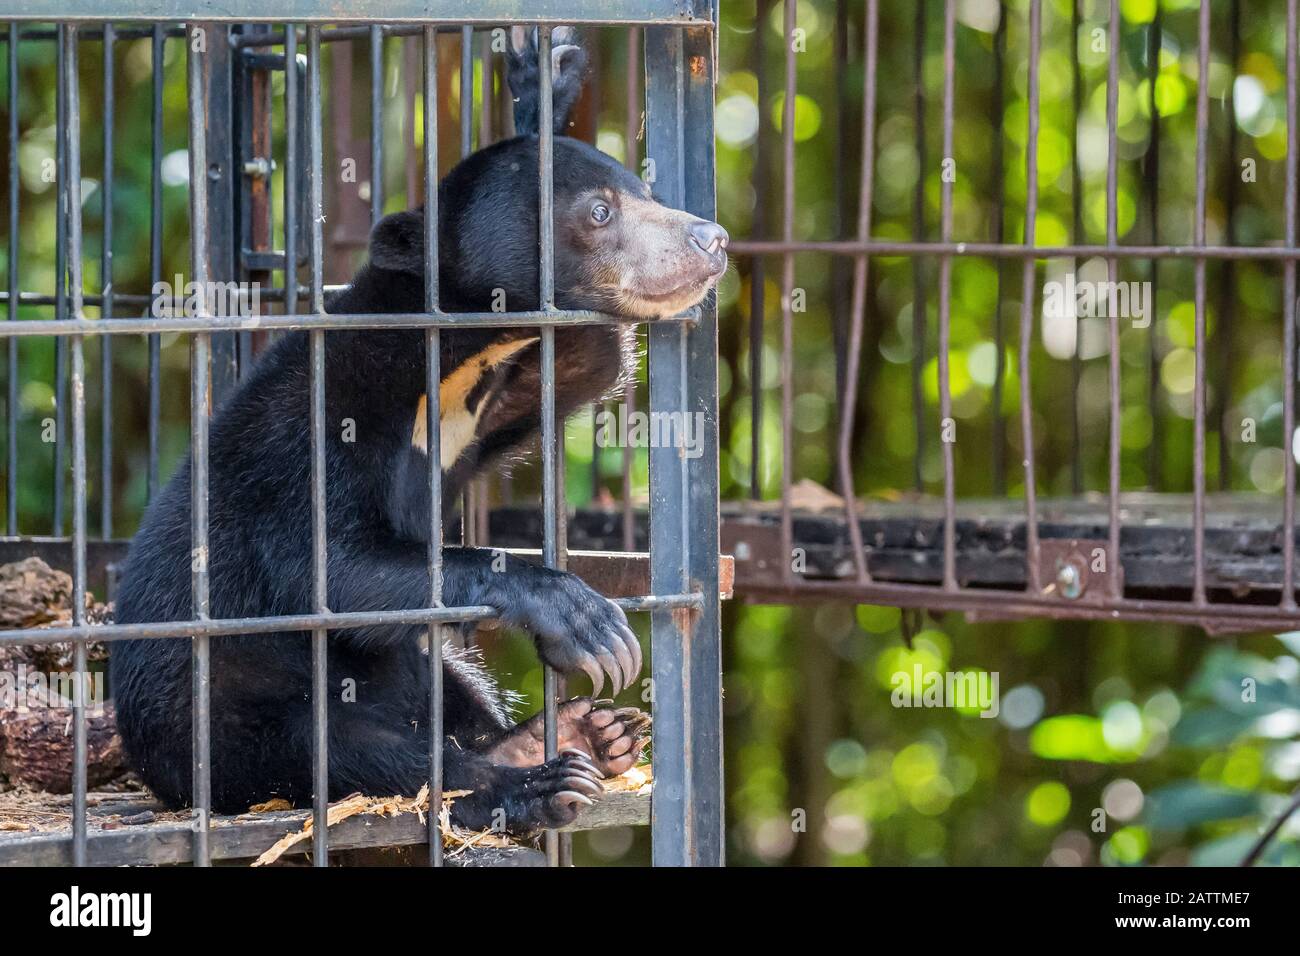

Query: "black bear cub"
(110, 29), (728, 835)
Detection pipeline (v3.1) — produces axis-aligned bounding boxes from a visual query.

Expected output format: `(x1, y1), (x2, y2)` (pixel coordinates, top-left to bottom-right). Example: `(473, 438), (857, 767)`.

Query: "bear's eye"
(590, 202), (611, 225)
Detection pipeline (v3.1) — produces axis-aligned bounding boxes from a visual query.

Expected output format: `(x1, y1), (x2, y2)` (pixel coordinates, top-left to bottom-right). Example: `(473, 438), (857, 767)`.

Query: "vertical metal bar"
(236, 22), (272, 377)
(646, 23), (691, 863)
(1191, 0), (1210, 604)
(937, 0), (957, 591)
(148, 25), (163, 502)
(186, 22), (213, 867)
(100, 22), (114, 538)
(404, 37), (419, 209)
(548, 27), (569, 867)
(62, 23), (89, 868)
(645, 13), (723, 867)
(837, 0), (878, 585)
(305, 23), (329, 867)
(779, 0), (796, 580)
(54, 29), (66, 536)
(829, 0), (849, 404)
(460, 25), (473, 156)
(6, 22), (17, 536)
(590, 399), (601, 505)
(1070, 0), (1084, 495)
(1215, 0), (1240, 490)
(370, 26), (384, 225)
(422, 23), (444, 868)
(749, 2), (767, 502)
(1145, 4), (1162, 491)
(624, 25), (640, 548)
(1105, 0), (1122, 600)
(199, 24), (238, 399)
(460, 27), (477, 547)
(680, 11), (722, 863)
(284, 26), (298, 319)
(480, 29), (493, 548)
(990, 3), (1007, 496)
(1283, 0), (1297, 611)
(537, 24), (560, 869)
(1020, 0), (1043, 595)
(479, 30), (492, 148)
(910, 0), (927, 493)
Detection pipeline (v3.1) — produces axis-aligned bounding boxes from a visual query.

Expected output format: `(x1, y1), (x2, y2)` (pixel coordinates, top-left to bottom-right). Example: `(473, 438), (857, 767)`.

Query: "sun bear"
(109, 28), (728, 835)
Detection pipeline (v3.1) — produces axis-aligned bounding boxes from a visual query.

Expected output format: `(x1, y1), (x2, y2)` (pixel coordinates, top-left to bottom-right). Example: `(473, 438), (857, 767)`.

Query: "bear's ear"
(507, 25), (588, 136)
(368, 209), (425, 274)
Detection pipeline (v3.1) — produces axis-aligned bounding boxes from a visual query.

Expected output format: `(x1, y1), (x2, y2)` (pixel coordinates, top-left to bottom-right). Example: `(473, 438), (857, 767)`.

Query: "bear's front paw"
(505, 26), (588, 137)
(517, 569), (642, 697)
(510, 750), (605, 832)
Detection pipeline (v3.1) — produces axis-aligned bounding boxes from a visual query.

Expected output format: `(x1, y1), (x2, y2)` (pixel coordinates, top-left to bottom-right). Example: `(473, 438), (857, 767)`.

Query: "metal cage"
(710, 0), (1300, 637)
(7, 0), (1300, 869)
(0, 2), (723, 867)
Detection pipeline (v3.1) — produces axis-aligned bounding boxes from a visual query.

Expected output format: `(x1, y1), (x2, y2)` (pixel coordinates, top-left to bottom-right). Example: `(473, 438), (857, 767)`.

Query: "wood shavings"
(250, 763), (653, 866)
(0, 785), (181, 835)
(787, 479), (845, 511)
(248, 798), (293, 813)
(438, 800), (516, 860)
(601, 764), (652, 794)
(251, 784), (469, 867)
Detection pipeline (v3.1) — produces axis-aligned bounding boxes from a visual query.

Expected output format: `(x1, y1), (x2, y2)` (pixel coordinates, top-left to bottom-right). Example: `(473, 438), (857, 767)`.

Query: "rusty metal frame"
(730, 0), (1300, 635)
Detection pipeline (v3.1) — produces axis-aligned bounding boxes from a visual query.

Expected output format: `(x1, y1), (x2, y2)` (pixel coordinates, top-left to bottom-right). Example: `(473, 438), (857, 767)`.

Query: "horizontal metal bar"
(0, 309), (699, 338)
(0, 591), (695, 646)
(233, 23), (526, 48)
(0, 606), (498, 647)
(0, 285), (349, 308)
(730, 239), (1300, 262)
(0, 25), (187, 42)
(1, 291), (165, 308)
(614, 592), (702, 612)
(4, 2), (710, 25)
(738, 575), (1300, 633)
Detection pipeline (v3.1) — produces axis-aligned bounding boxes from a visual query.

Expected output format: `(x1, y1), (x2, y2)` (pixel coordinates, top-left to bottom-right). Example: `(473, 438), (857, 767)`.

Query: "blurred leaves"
(1143, 783), (1262, 831)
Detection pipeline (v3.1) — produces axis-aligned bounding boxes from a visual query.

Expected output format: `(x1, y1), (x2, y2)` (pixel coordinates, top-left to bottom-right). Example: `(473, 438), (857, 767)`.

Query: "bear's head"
(366, 28), (727, 321)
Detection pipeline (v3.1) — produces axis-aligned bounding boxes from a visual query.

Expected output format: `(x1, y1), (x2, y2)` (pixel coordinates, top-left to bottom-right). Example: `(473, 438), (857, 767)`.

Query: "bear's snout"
(688, 220), (730, 275)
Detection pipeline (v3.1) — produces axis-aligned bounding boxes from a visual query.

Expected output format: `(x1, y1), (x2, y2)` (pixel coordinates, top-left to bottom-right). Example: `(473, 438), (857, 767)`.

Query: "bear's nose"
(689, 221), (729, 258)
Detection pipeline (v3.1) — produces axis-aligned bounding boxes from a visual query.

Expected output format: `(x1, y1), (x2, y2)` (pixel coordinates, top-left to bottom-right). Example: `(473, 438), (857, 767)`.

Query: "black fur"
(110, 31), (717, 835)
(506, 26), (588, 137)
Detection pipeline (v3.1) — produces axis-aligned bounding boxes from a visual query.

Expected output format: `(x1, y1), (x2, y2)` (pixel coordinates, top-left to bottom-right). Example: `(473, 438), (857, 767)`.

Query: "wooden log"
(1, 557), (119, 791)
(0, 702), (125, 793)
(0, 557), (109, 670)
(0, 557), (73, 630)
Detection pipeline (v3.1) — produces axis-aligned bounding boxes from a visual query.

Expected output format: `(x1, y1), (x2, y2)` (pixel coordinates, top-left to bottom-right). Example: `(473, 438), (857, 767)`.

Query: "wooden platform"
(472, 493), (1299, 602)
(5, 489), (1296, 612)
(720, 492), (1300, 600)
(0, 783), (650, 867)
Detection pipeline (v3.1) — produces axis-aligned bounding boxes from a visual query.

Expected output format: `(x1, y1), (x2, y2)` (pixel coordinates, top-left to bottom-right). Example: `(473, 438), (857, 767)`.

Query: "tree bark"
(0, 557), (74, 630)
(0, 703), (125, 792)
(0, 557), (121, 793)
